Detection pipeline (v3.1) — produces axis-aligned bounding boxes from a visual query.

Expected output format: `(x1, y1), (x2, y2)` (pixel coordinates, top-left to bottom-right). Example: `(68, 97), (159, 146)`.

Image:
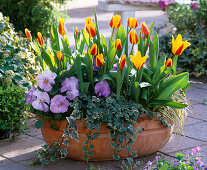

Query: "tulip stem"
(112, 50), (118, 68)
(111, 28), (115, 39)
(136, 69), (139, 82)
(127, 28), (132, 36)
(130, 44), (134, 55)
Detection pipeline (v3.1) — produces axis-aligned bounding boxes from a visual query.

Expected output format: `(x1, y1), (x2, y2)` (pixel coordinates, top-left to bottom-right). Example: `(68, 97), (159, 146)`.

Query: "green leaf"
(82, 29), (89, 46)
(150, 99), (188, 108)
(35, 120), (44, 129)
(153, 33), (159, 59)
(99, 74), (115, 86)
(60, 148), (67, 158)
(41, 48), (56, 72)
(62, 138), (69, 146)
(149, 41), (157, 72)
(74, 54), (84, 92)
(32, 42), (44, 70)
(172, 55), (178, 74)
(158, 72), (189, 100)
(160, 164), (169, 170)
(13, 75), (23, 81)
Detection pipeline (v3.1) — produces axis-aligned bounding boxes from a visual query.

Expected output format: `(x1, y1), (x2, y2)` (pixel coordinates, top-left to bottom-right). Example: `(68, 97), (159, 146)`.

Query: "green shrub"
(0, 12), (40, 88)
(0, 86), (27, 136)
(0, 0), (69, 37)
(158, 0), (207, 77)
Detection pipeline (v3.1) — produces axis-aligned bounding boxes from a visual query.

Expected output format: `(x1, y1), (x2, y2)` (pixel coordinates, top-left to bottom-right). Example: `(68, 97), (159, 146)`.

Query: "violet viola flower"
(50, 95), (70, 113)
(196, 146), (201, 152)
(36, 69), (57, 92)
(204, 164), (207, 170)
(172, 161), (179, 166)
(155, 156), (159, 161)
(25, 85), (36, 104)
(93, 57), (98, 71)
(32, 90), (50, 112)
(95, 80), (110, 97)
(67, 62), (71, 72)
(192, 148), (197, 155)
(197, 160), (204, 168)
(61, 77), (79, 100)
(111, 64), (117, 71)
(146, 161), (152, 168)
(191, 3), (199, 10)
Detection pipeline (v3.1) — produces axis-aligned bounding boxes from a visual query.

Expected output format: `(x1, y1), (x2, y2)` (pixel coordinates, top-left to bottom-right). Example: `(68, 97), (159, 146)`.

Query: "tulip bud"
(115, 39), (122, 50)
(25, 28), (32, 41)
(59, 18), (66, 36)
(90, 44), (97, 56)
(75, 27), (78, 37)
(37, 32), (44, 46)
(119, 55), (126, 70)
(110, 15), (121, 29)
(96, 53), (104, 67)
(85, 17), (96, 37)
(57, 51), (63, 62)
(129, 30), (138, 44)
(165, 58), (172, 67)
(127, 17), (138, 29)
(141, 22), (149, 39)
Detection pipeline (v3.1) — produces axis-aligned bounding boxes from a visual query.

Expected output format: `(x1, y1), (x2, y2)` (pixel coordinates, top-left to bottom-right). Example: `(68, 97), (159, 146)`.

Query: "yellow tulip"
(37, 32), (44, 46)
(172, 34), (190, 55)
(127, 17), (138, 29)
(110, 15), (121, 29)
(141, 22), (149, 39)
(57, 51), (63, 61)
(58, 18), (66, 36)
(25, 28), (32, 41)
(96, 53), (104, 67)
(85, 17), (96, 37)
(130, 51), (147, 70)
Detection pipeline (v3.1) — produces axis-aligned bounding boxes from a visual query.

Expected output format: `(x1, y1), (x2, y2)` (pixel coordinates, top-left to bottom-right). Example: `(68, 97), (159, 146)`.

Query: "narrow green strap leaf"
(149, 41), (157, 72)
(172, 55), (178, 74)
(150, 99), (188, 108)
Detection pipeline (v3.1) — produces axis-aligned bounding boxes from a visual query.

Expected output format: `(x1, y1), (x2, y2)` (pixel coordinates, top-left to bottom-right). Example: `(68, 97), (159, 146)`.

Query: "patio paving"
(1, 1), (207, 170)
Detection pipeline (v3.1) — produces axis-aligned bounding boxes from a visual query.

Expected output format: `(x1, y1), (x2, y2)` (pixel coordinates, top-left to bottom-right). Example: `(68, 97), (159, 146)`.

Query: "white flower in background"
(2, 50), (11, 58)
(15, 52), (22, 60)
(0, 12), (3, 20)
(0, 35), (7, 47)
(5, 70), (15, 79)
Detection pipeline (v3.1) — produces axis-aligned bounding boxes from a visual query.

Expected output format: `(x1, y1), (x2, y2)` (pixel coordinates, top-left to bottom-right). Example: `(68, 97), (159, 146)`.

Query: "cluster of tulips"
(24, 11), (191, 112)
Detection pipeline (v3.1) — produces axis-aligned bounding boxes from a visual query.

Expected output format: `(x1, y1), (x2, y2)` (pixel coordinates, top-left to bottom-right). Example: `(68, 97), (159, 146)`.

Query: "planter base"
(41, 117), (173, 161)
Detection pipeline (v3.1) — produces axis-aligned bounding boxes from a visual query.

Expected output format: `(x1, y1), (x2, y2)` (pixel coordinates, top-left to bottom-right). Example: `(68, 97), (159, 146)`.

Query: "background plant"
(0, 0), (70, 37)
(0, 12), (40, 88)
(0, 85), (27, 136)
(158, 0), (207, 78)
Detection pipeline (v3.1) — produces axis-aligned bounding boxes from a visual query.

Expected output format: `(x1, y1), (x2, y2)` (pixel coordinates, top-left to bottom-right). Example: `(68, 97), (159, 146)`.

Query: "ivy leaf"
(60, 148), (67, 158)
(70, 131), (79, 142)
(62, 138), (69, 146)
(92, 133), (99, 140)
(13, 75), (23, 81)
(63, 129), (69, 137)
(66, 117), (78, 131)
(35, 120), (44, 129)
(131, 151), (137, 157)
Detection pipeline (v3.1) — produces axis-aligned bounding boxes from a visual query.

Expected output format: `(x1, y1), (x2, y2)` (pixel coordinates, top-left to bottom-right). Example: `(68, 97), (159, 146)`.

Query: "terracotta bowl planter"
(40, 116), (173, 161)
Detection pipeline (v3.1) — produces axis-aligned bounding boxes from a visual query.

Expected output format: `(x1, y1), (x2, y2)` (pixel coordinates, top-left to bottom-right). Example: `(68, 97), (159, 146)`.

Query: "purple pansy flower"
(50, 95), (70, 113)
(67, 62), (72, 72)
(196, 146), (201, 152)
(155, 156), (159, 161)
(172, 161), (179, 166)
(25, 85), (36, 104)
(197, 160), (203, 168)
(61, 77), (79, 100)
(95, 80), (111, 97)
(204, 164), (207, 170)
(111, 64), (117, 71)
(191, 3), (199, 10)
(146, 161), (152, 168)
(32, 90), (50, 112)
(36, 69), (57, 92)
(93, 57), (98, 71)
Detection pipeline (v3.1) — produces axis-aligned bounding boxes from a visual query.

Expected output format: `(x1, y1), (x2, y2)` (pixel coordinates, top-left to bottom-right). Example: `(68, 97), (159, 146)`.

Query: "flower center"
(40, 100), (43, 103)
(101, 89), (103, 92)
(44, 79), (48, 83)
(59, 103), (62, 106)
(68, 85), (72, 91)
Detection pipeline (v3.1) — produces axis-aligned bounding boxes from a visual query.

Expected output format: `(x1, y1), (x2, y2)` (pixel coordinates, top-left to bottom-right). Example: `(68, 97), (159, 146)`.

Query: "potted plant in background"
(25, 9), (190, 167)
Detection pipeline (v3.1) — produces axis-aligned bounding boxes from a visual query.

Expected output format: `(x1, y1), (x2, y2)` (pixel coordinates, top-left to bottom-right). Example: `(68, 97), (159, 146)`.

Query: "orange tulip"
(127, 17), (138, 29)
(25, 28), (32, 41)
(75, 27), (78, 37)
(141, 22), (149, 39)
(119, 55), (126, 70)
(85, 17), (96, 37)
(110, 15), (121, 29)
(90, 44), (97, 56)
(59, 18), (66, 36)
(57, 51), (63, 62)
(172, 34), (190, 56)
(96, 53), (104, 67)
(129, 30), (138, 44)
(37, 32), (44, 46)
(130, 51), (147, 70)
(115, 39), (122, 50)
(165, 58), (172, 67)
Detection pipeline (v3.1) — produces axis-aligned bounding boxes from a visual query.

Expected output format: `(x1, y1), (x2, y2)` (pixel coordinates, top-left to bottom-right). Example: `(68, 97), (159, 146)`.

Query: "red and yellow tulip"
(119, 55), (126, 70)
(96, 53), (104, 67)
(129, 30), (138, 44)
(130, 51), (147, 70)
(165, 58), (172, 67)
(57, 51), (63, 61)
(58, 18), (66, 36)
(115, 39), (122, 50)
(85, 17), (96, 37)
(75, 27), (79, 37)
(25, 28), (32, 41)
(90, 44), (97, 56)
(141, 22), (149, 39)
(127, 17), (138, 29)
(37, 32), (44, 46)
(172, 34), (190, 56)
(110, 15), (121, 29)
